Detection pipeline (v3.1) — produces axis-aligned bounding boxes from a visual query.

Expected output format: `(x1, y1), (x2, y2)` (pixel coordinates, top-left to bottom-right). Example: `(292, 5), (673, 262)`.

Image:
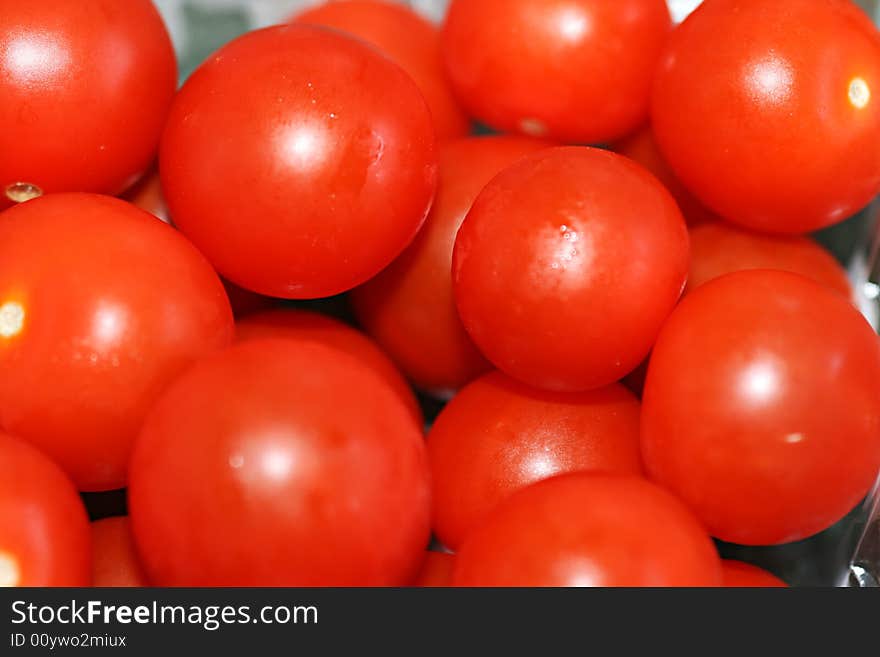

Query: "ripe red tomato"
(688, 222), (852, 298)
(129, 339), (431, 586)
(412, 551), (455, 587)
(428, 372), (643, 550)
(721, 560), (787, 588)
(161, 25), (438, 299)
(121, 167), (170, 225)
(293, 0), (469, 140)
(652, 0), (880, 233)
(613, 126), (716, 226)
(0, 432), (91, 586)
(351, 136), (550, 393)
(642, 270), (880, 545)
(236, 309), (421, 425)
(91, 517), (149, 588)
(0, 194), (234, 491)
(0, 0), (176, 204)
(442, 0), (671, 143)
(453, 473), (722, 587)
(452, 146), (689, 392)
(222, 279), (277, 319)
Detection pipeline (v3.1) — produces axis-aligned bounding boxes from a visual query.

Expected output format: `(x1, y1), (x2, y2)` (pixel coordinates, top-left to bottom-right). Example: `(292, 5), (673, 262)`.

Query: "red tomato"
(0, 0), (176, 203)
(442, 0), (671, 143)
(351, 136), (550, 393)
(412, 551), (455, 587)
(91, 517), (149, 588)
(0, 432), (91, 586)
(236, 309), (421, 425)
(452, 146), (689, 392)
(613, 126), (716, 226)
(453, 473), (722, 587)
(642, 270), (880, 545)
(652, 0), (880, 233)
(129, 339), (431, 586)
(428, 372), (643, 550)
(688, 222), (852, 298)
(161, 25), (437, 299)
(0, 194), (234, 491)
(121, 167), (170, 225)
(293, 0), (469, 140)
(222, 280), (277, 319)
(721, 560), (787, 588)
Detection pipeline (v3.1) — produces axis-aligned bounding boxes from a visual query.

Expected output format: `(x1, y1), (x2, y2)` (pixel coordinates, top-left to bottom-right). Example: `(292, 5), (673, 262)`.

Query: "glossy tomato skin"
(293, 0), (469, 140)
(0, 433), (91, 586)
(442, 0), (671, 143)
(129, 339), (431, 586)
(721, 560), (787, 588)
(235, 309), (421, 425)
(0, 194), (234, 491)
(351, 136), (550, 393)
(122, 167), (170, 225)
(452, 146), (689, 392)
(412, 551), (455, 587)
(429, 372), (643, 550)
(613, 126), (715, 226)
(91, 517), (149, 587)
(642, 270), (880, 545)
(688, 222), (851, 298)
(161, 25), (438, 299)
(453, 473), (722, 587)
(0, 0), (176, 202)
(652, 0), (880, 233)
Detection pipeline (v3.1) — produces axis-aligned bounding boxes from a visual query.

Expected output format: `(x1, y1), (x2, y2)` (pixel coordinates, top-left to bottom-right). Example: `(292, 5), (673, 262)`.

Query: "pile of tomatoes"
(3, 0), (880, 588)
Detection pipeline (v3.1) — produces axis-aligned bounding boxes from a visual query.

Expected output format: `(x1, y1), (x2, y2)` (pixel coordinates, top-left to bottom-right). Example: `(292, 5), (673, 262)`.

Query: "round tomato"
(652, 0), (880, 233)
(0, 0), (176, 204)
(453, 473), (722, 587)
(236, 309), (421, 425)
(0, 194), (234, 491)
(688, 222), (851, 297)
(412, 551), (455, 587)
(452, 146), (689, 392)
(121, 167), (170, 225)
(613, 125), (716, 226)
(293, 0), (469, 140)
(161, 25), (437, 299)
(642, 270), (880, 545)
(0, 432), (91, 586)
(429, 371), (642, 550)
(721, 560), (787, 588)
(351, 136), (550, 393)
(442, 0), (671, 143)
(91, 517), (149, 587)
(129, 339), (430, 586)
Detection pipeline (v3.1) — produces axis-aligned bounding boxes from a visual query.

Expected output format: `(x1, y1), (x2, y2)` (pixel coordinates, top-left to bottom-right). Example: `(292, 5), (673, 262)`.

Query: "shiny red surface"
(452, 146), (689, 392)
(0, 194), (234, 491)
(91, 517), (149, 588)
(642, 270), (880, 545)
(160, 25), (438, 299)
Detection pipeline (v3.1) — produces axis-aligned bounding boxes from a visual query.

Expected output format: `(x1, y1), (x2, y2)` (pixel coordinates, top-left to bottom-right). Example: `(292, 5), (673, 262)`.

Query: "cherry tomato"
(0, 432), (91, 586)
(91, 517), (149, 588)
(0, 194), (234, 491)
(293, 0), (469, 140)
(688, 222), (852, 298)
(642, 270), (880, 545)
(453, 473), (722, 587)
(236, 309), (421, 425)
(0, 0), (176, 204)
(652, 0), (880, 233)
(351, 136), (550, 393)
(412, 551), (455, 587)
(721, 560), (787, 588)
(441, 0), (671, 143)
(129, 339), (431, 586)
(161, 25), (438, 299)
(121, 167), (170, 225)
(613, 126), (716, 226)
(428, 371), (643, 550)
(452, 146), (689, 392)
(222, 280), (277, 319)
